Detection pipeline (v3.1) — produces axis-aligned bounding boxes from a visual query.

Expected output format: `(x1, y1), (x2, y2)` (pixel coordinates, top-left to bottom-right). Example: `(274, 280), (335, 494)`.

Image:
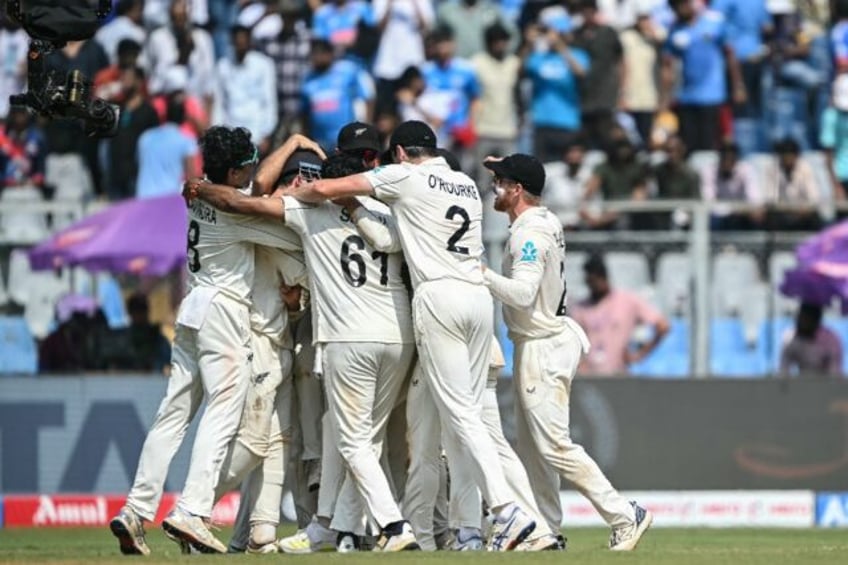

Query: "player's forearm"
(351, 207), (402, 253)
(483, 268), (540, 309)
(289, 175), (374, 202)
(197, 183), (284, 220)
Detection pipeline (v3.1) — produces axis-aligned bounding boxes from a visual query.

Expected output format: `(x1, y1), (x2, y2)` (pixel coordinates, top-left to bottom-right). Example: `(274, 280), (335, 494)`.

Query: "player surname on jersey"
(427, 174), (478, 200)
(191, 199), (218, 224)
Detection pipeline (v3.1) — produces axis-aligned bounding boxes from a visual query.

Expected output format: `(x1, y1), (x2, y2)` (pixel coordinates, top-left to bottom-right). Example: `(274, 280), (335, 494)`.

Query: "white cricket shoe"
(336, 532), (360, 552)
(450, 528), (484, 551)
(515, 533), (561, 551)
(609, 501), (653, 551)
(161, 508), (227, 554)
(109, 506), (151, 556)
(246, 522), (279, 554)
(277, 519), (336, 554)
(487, 504), (536, 551)
(374, 521), (421, 552)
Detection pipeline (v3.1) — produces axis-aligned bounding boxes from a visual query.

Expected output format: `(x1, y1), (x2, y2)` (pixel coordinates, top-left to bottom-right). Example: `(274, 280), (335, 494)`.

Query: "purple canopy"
(781, 220), (848, 313)
(28, 194), (187, 276)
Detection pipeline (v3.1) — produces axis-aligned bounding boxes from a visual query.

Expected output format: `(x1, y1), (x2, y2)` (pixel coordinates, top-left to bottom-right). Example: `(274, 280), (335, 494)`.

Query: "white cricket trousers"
(215, 333), (292, 520)
(323, 341), (415, 530)
(513, 325), (635, 532)
(412, 281), (512, 512)
(126, 295), (251, 520)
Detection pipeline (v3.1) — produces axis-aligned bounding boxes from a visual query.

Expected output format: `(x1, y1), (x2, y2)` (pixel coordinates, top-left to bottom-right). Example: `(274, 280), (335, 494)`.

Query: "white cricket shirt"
(184, 197), (302, 306)
(250, 246), (308, 348)
(363, 157), (485, 288)
(283, 196), (413, 344)
(486, 206), (569, 340)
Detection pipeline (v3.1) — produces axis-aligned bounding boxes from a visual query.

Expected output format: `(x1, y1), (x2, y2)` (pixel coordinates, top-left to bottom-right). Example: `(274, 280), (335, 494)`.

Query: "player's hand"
(332, 196), (361, 210)
(280, 284), (303, 312)
(289, 134), (327, 160)
(182, 177), (206, 205)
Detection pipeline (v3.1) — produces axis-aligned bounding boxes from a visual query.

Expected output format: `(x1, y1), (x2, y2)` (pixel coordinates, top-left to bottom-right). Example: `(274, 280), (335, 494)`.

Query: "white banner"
(560, 490), (815, 528)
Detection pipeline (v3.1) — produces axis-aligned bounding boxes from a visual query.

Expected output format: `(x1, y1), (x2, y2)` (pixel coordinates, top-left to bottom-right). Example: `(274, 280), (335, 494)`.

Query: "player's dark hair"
(200, 126), (255, 184)
(402, 146), (438, 159)
(321, 153), (368, 179)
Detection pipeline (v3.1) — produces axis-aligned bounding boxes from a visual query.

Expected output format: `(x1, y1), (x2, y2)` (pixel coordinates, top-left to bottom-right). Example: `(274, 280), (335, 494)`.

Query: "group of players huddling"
(108, 119), (652, 555)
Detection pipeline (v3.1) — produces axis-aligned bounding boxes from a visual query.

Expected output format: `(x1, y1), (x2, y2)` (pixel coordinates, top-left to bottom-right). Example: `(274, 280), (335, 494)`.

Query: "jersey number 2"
(187, 220), (201, 273)
(445, 205), (470, 255)
(340, 235), (388, 287)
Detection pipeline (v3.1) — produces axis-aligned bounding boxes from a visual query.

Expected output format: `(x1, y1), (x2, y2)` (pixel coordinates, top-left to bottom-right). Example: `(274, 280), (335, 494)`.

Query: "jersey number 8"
(187, 220), (201, 273)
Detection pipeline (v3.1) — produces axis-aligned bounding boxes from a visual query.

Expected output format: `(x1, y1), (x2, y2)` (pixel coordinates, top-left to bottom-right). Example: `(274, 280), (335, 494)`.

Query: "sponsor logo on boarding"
(2, 493), (241, 527)
(816, 493), (848, 527)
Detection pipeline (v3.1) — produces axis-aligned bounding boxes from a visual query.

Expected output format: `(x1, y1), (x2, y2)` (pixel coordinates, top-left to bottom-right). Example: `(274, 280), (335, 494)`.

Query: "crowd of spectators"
(0, 0), (845, 233)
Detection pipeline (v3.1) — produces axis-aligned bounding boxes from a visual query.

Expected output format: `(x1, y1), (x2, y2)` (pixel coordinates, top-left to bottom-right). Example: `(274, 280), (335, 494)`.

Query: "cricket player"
(481, 153), (652, 551)
(109, 126), (302, 555)
(284, 120), (537, 551)
(188, 151), (419, 551)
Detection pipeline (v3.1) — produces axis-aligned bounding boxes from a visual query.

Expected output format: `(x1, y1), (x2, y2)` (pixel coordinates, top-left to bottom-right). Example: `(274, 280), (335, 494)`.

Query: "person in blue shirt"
(420, 25), (481, 153)
(522, 20), (589, 163)
(313, 0), (376, 54)
(661, 0), (746, 152)
(135, 94), (199, 199)
(710, 0), (771, 119)
(301, 39), (375, 152)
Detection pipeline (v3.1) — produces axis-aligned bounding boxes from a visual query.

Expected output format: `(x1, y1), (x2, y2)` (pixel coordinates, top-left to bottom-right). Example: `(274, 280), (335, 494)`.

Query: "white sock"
(250, 523), (277, 547)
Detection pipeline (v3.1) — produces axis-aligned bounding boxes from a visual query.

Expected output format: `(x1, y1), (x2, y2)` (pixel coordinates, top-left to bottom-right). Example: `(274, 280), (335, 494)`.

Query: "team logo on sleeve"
(520, 241), (538, 262)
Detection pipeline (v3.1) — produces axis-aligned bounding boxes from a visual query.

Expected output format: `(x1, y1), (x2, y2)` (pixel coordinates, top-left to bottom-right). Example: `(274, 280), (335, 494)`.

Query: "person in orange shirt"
(571, 254), (669, 376)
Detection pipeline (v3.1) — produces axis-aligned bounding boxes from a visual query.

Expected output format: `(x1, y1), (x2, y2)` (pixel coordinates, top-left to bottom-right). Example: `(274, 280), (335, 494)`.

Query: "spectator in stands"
(472, 22), (521, 186)
(581, 137), (651, 229)
(94, 0), (147, 64)
(395, 65), (450, 143)
(437, 0), (515, 59)
(711, 0), (771, 150)
(144, 0), (216, 114)
(661, 0), (746, 151)
(94, 39), (144, 105)
(372, 0), (435, 116)
(620, 5), (663, 147)
(831, 0), (848, 73)
(312, 0), (376, 54)
(151, 66), (208, 174)
(124, 292), (172, 374)
(780, 302), (843, 378)
(572, 254), (669, 377)
(302, 39), (375, 151)
(596, 0), (641, 30)
(38, 296), (103, 373)
(214, 25), (278, 153)
(108, 66), (159, 201)
(820, 74), (848, 201)
(654, 135), (699, 199)
(421, 25), (481, 159)
(256, 0), (311, 142)
(0, 107), (46, 190)
(523, 18), (588, 163)
(44, 39), (110, 197)
(0, 10), (28, 121)
(135, 92), (199, 199)
(572, 0), (625, 151)
(542, 137), (591, 230)
(701, 140), (765, 230)
(763, 137), (823, 230)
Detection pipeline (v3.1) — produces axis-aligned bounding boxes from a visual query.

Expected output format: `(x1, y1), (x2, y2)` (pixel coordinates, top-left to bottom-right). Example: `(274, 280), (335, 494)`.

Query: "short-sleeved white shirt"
(283, 196), (413, 344)
(363, 157), (485, 288)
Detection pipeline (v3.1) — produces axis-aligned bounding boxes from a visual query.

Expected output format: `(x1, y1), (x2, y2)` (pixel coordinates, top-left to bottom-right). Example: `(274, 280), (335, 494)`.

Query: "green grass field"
(1, 527), (847, 564)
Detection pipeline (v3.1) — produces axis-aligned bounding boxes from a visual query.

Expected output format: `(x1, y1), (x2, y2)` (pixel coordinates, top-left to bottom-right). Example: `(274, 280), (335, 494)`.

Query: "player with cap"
(110, 126), (303, 555)
(283, 120), (537, 551)
(337, 121), (382, 169)
(186, 144), (419, 551)
(481, 153), (653, 551)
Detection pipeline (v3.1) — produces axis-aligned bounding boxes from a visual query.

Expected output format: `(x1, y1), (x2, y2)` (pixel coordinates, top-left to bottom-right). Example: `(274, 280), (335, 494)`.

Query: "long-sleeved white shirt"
(484, 206), (574, 340)
(143, 26), (216, 99)
(214, 51), (278, 142)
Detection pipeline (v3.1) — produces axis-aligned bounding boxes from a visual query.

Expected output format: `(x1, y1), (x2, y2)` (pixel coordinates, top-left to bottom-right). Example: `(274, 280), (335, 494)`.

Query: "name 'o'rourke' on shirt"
(362, 157), (485, 289)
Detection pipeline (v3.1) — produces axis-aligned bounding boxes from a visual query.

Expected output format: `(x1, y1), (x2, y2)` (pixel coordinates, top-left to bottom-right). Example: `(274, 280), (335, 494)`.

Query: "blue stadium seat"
(0, 316), (38, 375)
(710, 318), (768, 377)
(630, 318), (690, 378)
